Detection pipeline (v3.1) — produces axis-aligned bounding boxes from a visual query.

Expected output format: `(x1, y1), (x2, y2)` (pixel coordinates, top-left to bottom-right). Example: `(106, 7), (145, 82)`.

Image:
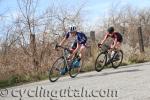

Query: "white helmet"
(69, 25), (77, 32)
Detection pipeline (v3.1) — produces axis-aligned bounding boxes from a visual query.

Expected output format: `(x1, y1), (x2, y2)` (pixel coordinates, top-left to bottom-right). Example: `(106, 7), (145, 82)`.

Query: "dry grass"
(122, 44), (150, 64)
(0, 45), (61, 88)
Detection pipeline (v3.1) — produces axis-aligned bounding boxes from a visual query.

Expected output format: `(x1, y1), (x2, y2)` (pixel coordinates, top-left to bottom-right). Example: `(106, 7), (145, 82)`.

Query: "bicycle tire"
(112, 50), (123, 69)
(95, 52), (107, 72)
(69, 59), (82, 78)
(49, 57), (65, 82)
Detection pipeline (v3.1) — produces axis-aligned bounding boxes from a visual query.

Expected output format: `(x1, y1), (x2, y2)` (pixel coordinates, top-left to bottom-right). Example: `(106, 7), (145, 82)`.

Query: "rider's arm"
(59, 32), (69, 46)
(99, 33), (108, 44)
(59, 37), (67, 46)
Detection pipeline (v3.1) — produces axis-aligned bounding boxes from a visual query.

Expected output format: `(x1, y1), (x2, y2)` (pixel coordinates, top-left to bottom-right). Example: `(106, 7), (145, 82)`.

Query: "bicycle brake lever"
(55, 44), (59, 50)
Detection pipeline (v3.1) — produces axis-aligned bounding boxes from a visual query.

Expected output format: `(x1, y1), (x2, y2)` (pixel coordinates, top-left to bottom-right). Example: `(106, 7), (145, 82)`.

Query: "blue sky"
(0, 0), (150, 31)
(1, 0), (150, 23)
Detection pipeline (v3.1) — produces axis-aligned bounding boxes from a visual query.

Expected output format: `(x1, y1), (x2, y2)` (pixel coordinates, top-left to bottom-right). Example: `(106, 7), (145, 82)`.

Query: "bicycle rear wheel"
(95, 52), (107, 72)
(49, 57), (65, 82)
(112, 50), (123, 69)
(69, 59), (83, 78)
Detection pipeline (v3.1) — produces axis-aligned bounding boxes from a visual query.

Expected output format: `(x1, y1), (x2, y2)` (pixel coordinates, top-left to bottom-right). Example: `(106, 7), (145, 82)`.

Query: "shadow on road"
(57, 68), (143, 83)
(79, 69), (142, 79)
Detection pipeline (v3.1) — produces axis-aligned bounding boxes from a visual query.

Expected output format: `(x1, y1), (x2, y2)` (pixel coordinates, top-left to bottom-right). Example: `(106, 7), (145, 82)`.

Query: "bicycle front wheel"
(95, 52), (107, 72)
(49, 57), (65, 82)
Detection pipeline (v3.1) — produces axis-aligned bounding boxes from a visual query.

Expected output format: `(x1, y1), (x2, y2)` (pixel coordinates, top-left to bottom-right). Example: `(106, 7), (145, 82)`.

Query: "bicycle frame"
(56, 45), (74, 69)
(49, 45), (81, 82)
(63, 48), (70, 68)
(99, 44), (116, 64)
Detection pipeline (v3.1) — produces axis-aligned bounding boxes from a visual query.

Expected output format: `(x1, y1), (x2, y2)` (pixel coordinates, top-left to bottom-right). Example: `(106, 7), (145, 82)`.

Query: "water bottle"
(111, 51), (115, 58)
(73, 59), (80, 68)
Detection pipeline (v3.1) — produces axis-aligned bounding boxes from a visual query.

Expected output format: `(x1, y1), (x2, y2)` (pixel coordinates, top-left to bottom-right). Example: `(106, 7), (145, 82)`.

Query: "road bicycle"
(49, 44), (82, 82)
(95, 44), (123, 72)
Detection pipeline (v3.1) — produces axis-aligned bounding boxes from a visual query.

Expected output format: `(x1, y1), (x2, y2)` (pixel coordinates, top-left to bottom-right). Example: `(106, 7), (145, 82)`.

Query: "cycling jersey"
(65, 32), (87, 44)
(106, 32), (123, 42)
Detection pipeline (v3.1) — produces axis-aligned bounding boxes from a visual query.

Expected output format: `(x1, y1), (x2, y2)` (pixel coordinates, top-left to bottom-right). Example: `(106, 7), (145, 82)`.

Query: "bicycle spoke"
(95, 52), (107, 72)
(112, 50), (123, 69)
(49, 57), (65, 82)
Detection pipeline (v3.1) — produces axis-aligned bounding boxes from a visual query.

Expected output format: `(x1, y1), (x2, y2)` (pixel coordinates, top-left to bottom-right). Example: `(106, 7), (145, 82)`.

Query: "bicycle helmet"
(107, 27), (114, 33)
(69, 26), (77, 32)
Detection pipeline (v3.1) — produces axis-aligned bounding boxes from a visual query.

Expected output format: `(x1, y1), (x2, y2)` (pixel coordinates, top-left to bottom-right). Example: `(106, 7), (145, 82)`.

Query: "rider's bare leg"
(78, 45), (86, 71)
(79, 45), (86, 60)
(111, 42), (121, 58)
(115, 42), (121, 50)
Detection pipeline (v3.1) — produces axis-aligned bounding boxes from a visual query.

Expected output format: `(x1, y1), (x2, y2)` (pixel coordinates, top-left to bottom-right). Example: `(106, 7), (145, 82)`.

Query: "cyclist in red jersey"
(98, 27), (123, 58)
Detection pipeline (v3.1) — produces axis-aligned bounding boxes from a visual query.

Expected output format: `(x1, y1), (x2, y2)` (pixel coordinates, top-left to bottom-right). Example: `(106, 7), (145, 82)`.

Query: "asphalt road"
(1, 62), (150, 100)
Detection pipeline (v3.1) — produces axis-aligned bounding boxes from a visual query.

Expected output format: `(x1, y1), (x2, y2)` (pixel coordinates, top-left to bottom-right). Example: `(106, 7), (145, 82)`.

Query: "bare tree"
(16, 0), (39, 69)
(0, 0), (86, 81)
